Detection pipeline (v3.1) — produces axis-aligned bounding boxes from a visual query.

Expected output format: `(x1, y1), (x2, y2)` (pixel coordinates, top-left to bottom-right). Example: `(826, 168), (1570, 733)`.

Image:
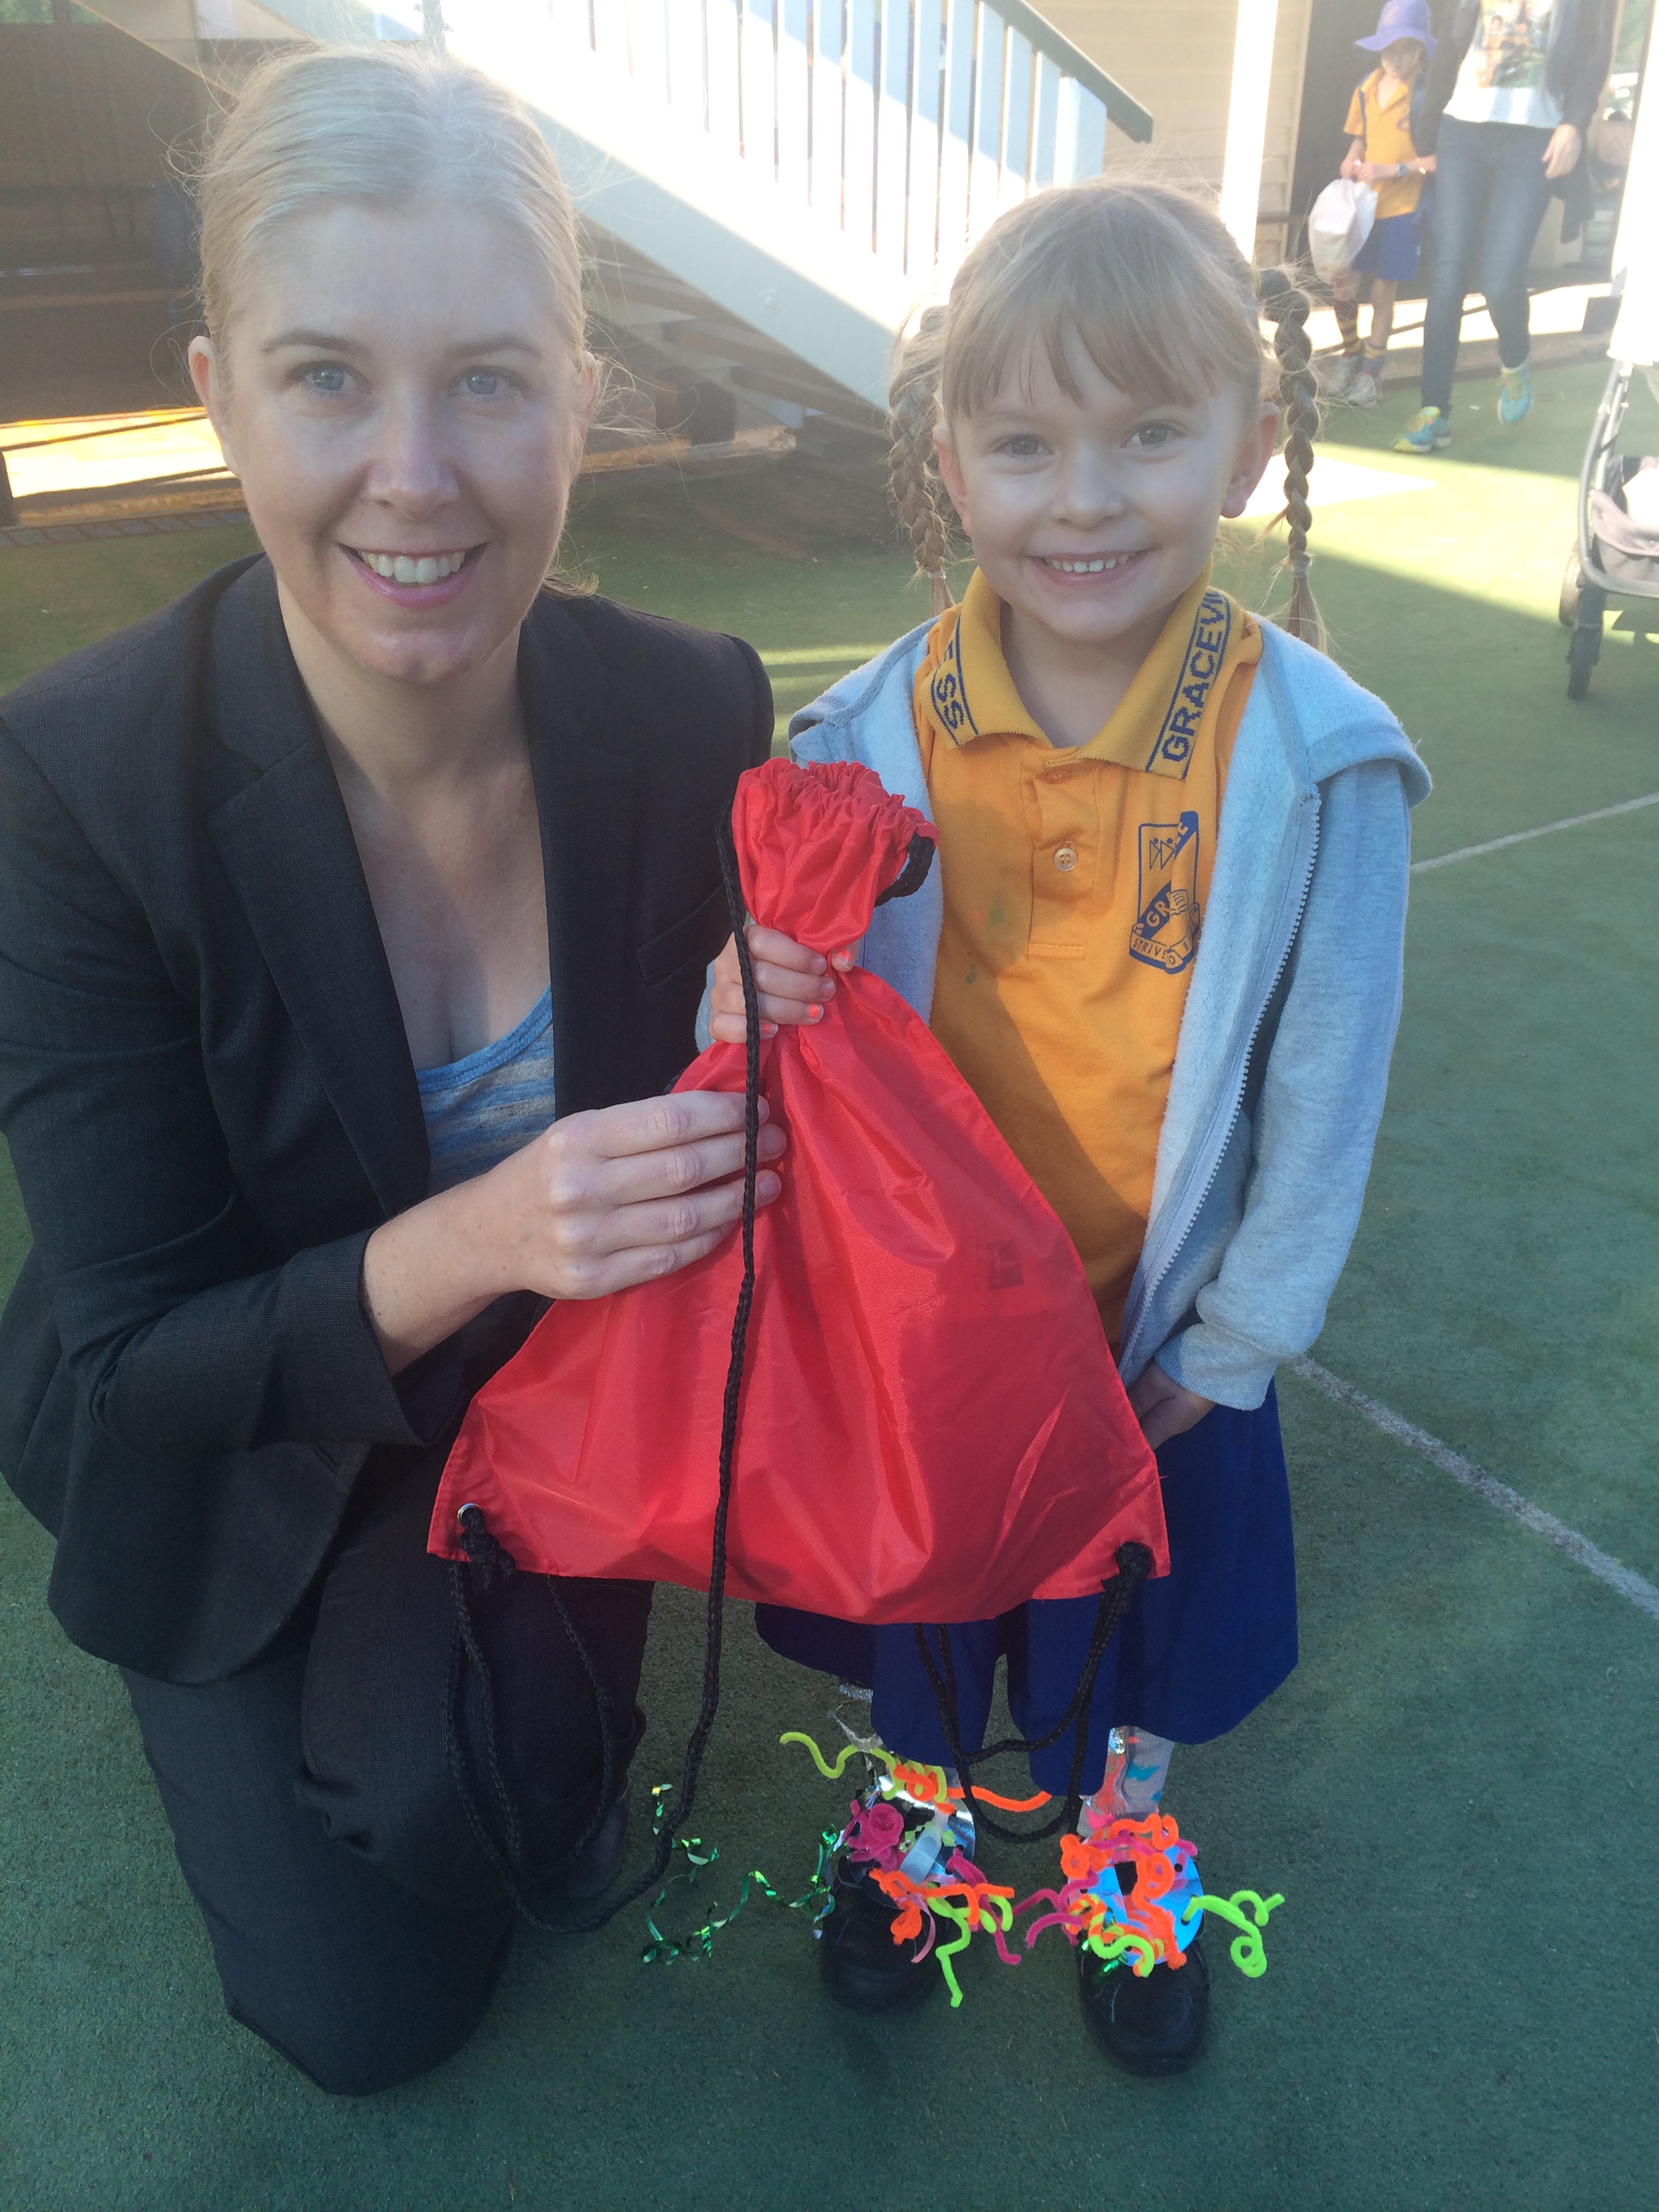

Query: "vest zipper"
(1122, 796), (1323, 1370)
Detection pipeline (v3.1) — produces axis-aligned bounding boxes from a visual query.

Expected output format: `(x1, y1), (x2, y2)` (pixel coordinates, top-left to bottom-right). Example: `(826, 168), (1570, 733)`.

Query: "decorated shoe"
(1498, 362), (1534, 426)
(785, 1734), (1021, 2009)
(1078, 1927), (1210, 2074)
(1394, 405), (1451, 453)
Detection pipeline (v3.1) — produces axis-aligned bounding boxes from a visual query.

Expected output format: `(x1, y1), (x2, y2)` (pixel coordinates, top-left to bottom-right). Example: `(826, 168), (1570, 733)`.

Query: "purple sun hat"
(1357, 0), (1436, 55)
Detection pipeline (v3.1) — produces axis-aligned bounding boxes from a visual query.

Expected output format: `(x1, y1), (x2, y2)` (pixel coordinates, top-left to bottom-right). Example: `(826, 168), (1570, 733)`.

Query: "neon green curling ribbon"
(639, 1782), (779, 1965)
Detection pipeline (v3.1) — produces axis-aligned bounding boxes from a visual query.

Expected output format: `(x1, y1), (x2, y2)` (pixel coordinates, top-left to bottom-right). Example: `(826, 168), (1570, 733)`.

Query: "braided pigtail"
(888, 306), (955, 615)
(1257, 267), (1326, 653)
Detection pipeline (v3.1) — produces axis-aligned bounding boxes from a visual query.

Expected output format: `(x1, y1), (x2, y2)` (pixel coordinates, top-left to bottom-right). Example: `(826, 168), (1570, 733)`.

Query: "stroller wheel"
(1559, 549), (1583, 627)
(1567, 621), (1601, 701)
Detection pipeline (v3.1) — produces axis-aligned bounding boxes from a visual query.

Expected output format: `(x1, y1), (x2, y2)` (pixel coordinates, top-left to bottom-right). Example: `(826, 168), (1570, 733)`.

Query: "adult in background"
(0, 47), (781, 2095)
(1396, 0), (1616, 453)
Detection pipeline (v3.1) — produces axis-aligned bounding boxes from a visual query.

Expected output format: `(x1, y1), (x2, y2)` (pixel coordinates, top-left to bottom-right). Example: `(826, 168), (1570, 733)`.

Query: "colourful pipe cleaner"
(779, 1728), (1283, 2003)
(1015, 1808), (1283, 1980)
(782, 1729), (1021, 2005)
(779, 1729), (1052, 1814)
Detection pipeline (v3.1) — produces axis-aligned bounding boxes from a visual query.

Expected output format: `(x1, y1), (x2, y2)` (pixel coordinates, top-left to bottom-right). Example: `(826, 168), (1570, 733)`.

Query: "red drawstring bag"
(429, 760), (1167, 1622)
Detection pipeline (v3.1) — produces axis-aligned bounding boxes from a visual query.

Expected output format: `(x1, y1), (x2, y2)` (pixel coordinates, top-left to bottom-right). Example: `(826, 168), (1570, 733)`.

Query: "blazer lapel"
(518, 602), (636, 1119)
(204, 567), (429, 1218)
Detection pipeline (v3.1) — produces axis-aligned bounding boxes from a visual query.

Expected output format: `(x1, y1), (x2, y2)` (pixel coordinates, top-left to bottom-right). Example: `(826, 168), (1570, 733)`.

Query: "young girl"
(710, 180), (1428, 2074)
(1331, 0), (1437, 408)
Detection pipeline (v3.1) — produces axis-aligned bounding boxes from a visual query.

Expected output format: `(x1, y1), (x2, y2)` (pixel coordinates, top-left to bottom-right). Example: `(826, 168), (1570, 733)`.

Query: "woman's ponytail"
(1256, 267), (1326, 653)
(888, 306), (956, 615)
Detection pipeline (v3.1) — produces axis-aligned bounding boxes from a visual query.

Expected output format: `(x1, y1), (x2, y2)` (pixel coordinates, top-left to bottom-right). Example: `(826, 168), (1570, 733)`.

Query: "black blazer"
(0, 557), (771, 1683)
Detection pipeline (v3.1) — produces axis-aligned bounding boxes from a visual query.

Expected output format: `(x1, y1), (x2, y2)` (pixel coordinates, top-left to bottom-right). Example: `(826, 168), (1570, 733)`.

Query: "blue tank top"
(417, 989), (556, 1193)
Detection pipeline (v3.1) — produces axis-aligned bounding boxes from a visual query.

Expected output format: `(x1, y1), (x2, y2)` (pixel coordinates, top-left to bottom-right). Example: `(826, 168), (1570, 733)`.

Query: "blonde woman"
(0, 47), (781, 2093)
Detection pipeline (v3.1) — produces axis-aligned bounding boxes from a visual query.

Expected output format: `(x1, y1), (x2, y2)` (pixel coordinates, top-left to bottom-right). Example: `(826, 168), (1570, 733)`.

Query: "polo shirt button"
(1053, 845), (1078, 872)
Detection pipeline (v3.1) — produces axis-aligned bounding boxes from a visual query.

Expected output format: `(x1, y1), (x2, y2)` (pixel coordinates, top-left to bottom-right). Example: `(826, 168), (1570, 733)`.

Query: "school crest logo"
(1130, 811), (1202, 973)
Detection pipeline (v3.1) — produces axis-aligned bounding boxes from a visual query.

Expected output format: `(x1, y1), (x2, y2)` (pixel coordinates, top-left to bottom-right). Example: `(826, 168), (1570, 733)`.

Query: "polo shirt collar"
(926, 563), (1240, 779)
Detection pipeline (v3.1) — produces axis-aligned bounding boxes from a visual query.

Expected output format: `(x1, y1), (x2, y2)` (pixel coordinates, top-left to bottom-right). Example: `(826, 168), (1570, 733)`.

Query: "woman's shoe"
(1394, 405), (1451, 453)
(1324, 351), (1363, 398)
(1349, 369), (1380, 409)
(1498, 362), (1534, 424)
(1077, 1933), (1210, 2075)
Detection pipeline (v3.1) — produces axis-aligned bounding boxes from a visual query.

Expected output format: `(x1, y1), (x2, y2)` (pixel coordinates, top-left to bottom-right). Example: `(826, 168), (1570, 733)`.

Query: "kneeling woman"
(0, 47), (781, 2094)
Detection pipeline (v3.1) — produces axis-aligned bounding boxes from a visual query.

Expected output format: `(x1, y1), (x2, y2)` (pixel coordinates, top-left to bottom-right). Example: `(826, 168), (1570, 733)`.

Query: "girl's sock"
(1085, 1725), (1176, 1828)
(1334, 298), (1362, 356)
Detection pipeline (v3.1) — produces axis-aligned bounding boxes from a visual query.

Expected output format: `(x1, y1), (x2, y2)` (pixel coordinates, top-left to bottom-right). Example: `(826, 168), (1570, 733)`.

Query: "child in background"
(710, 180), (1428, 2075)
(1330, 0), (1437, 407)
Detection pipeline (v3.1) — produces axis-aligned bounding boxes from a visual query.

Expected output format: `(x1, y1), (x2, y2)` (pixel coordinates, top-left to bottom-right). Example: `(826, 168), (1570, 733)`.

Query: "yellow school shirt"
(1345, 69), (1425, 218)
(914, 567), (1260, 1345)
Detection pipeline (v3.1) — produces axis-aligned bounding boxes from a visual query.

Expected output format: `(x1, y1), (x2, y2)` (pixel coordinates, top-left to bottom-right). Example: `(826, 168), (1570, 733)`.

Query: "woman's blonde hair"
(192, 44), (586, 361)
(889, 180), (1323, 647)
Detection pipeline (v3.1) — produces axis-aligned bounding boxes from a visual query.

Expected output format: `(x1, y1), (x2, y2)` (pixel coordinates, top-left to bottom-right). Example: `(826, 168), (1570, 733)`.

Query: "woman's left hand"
(1127, 1365), (1214, 1451)
(1543, 123), (1582, 179)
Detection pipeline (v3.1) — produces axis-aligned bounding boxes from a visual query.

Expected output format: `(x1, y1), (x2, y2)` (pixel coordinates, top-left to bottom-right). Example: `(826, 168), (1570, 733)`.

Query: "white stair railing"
(426, 0), (1150, 398)
(485, 1), (1149, 285)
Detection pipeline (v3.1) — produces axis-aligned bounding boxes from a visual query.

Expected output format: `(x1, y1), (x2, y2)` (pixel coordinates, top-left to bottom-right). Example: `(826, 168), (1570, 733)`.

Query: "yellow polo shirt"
(914, 567), (1260, 1345)
(1345, 69), (1425, 218)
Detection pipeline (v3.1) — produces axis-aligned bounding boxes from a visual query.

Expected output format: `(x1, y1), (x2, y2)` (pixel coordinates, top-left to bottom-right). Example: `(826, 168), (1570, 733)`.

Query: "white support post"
(1218, 0), (1279, 260)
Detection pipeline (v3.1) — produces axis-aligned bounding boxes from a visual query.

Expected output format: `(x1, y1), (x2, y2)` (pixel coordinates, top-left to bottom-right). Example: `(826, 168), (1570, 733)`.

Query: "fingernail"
(832, 949), (853, 969)
(810, 955), (827, 974)
(807, 1004), (824, 1021)
(760, 1021), (778, 1038)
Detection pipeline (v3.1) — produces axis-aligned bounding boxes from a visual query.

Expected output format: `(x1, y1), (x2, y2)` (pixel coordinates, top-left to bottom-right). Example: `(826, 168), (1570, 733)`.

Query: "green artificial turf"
(3, 359), (1658, 2208)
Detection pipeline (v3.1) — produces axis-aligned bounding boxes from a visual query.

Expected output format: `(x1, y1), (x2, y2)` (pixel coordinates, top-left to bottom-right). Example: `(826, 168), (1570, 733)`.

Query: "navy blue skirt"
(755, 1386), (1297, 1796)
(1353, 209), (1422, 282)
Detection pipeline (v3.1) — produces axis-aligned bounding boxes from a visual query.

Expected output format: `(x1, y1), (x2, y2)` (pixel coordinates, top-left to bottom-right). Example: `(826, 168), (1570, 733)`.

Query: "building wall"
(1044, 0), (1315, 261)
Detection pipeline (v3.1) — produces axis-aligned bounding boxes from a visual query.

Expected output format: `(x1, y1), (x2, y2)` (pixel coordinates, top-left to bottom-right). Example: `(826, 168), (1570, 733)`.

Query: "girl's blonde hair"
(889, 180), (1323, 647)
(191, 44), (586, 362)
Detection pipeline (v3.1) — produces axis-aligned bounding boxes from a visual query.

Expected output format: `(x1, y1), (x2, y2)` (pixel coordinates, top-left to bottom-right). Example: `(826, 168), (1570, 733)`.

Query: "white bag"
(1307, 177), (1378, 281)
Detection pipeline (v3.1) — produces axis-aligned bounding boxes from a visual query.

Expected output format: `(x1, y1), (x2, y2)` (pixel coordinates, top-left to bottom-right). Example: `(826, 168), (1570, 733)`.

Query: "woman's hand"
(361, 1090), (786, 1372)
(1543, 123), (1582, 180)
(1416, 153), (1435, 174)
(1340, 152), (1363, 181)
(708, 925), (851, 1044)
(1127, 1364), (1214, 1452)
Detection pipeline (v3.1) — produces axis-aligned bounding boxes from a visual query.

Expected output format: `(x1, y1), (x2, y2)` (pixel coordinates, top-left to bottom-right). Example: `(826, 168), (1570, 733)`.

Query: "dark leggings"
(123, 1455), (651, 2096)
(1420, 115), (1555, 415)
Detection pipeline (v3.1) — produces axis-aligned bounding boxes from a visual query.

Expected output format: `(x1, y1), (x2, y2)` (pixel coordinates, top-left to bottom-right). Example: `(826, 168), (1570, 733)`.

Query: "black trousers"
(122, 1453), (651, 2096)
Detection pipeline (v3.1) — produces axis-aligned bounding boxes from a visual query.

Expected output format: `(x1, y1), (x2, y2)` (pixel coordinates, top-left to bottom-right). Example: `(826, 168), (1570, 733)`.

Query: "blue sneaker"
(1498, 362), (1534, 425)
(1394, 406), (1451, 454)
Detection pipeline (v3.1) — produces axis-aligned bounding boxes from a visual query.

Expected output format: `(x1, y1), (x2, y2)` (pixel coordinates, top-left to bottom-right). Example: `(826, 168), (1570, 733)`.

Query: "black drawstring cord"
(440, 804), (763, 1935)
(912, 1539), (1155, 1844)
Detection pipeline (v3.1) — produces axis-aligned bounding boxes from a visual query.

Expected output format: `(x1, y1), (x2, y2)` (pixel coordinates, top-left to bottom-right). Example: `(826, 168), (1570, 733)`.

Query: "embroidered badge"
(928, 617), (979, 744)
(1145, 589), (1231, 776)
(1130, 811), (1202, 973)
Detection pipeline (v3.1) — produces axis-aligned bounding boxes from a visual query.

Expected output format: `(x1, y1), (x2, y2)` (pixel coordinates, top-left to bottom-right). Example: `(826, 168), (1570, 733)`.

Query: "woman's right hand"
(361, 1089), (786, 1371)
(708, 925), (851, 1044)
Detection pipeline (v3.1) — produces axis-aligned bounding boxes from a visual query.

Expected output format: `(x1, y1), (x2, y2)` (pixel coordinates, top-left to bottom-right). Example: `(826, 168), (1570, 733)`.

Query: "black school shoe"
(1076, 1933), (1210, 2075)
(817, 1859), (942, 2013)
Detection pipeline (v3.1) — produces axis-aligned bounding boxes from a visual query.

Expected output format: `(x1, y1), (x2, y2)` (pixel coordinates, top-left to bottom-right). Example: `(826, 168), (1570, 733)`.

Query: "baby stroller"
(1559, 66), (1659, 702)
(1559, 363), (1659, 699)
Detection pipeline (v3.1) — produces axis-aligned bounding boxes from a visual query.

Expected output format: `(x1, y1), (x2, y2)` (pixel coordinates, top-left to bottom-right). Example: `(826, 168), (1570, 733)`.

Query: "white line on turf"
(1288, 1355), (1659, 1624)
(1411, 791), (1659, 874)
